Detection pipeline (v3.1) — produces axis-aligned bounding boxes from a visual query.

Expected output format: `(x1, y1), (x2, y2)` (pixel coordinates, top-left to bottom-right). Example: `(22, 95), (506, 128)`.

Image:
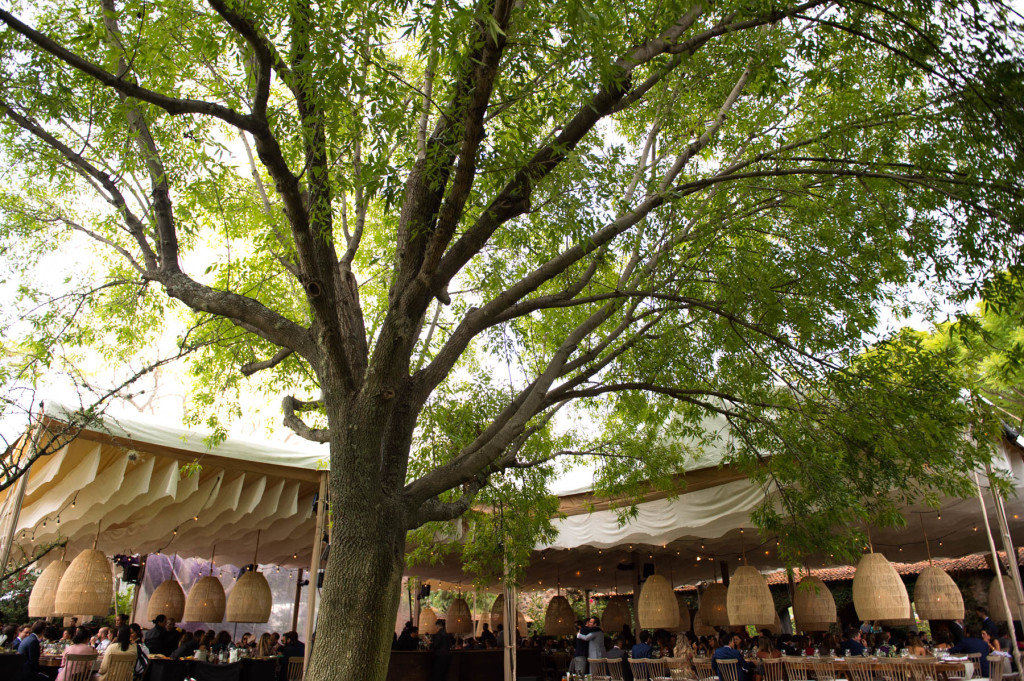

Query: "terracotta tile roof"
(763, 549), (1024, 585)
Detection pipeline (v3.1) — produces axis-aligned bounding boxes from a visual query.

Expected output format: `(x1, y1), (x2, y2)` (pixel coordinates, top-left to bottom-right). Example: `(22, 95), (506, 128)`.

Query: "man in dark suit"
(713, 634), (755, 681)
(950, 624), (992, 678)
(18, 621), (46, 680)
(839, 628), (866, 656)
(976, 607), (999, 639)
(949, 619), (965, 644)
(278, 631), (306, 681)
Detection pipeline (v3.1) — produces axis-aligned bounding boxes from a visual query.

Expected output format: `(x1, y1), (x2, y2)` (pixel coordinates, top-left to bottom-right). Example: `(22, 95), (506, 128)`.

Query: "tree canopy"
(1, 0), (1023, 678)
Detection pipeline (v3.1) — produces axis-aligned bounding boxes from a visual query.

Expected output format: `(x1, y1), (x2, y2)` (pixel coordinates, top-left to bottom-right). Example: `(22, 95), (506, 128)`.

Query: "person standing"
(572, 620), (592, 679)
(578, 616), (606, 661)
(429, 619), (453, 681)
(144, 616), (166, 656)
(977, 607), (999, 639)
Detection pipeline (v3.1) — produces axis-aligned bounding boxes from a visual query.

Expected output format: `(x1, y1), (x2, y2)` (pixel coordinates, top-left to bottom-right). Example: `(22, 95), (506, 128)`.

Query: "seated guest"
(144, 616), (165, 655)
(98, 627), (138, 681)
(632, 630), (655, 659)
(279, 631), (305, 659)
(606, 636), (633, 681)
(211, 630), (233, 654)
(56, 628), (96, 681)
(949, 625), (991, 678)
(839, 628), (866, 656)
(19, 621), (46, 680)
(170, 632), (198, 660)
(713, 634), (756, 681)
(906, 634), (927, 657)
(255, 633), (275, 658)
(129, 624), (148, 655)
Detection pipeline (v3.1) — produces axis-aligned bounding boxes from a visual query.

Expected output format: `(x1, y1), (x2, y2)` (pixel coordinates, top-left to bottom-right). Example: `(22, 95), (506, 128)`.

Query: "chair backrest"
(845, 657), (875, 681)
(762, 658), (785, 681)
(694, 657), (715, 681)
(716, 658), (740, 681)
(64, 654), (98, 681)
(287, 656), (305, 681)
(783, 656), (811, 681)
(965, 653), (981, 679)
(906, 656), (938, 681)
(103, 654), (136, 681)
(876, 659), (913, 681)
(987, 655), (1006, 681)
(590, 658), (610, 679)
(607, 657), (626, 681)
(811, 656), (840, 681)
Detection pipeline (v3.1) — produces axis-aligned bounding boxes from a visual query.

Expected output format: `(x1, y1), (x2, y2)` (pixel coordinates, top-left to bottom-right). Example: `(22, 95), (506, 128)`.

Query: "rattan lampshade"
(602, 595), (631, 633)
(727, 566), (775, 626)
(881, 602), (916, 626)
(447, 597), (474, 635)
(419, 606), (441, 634)
(638, 574), (680, 629)
(852, 552), (910, 622)
(225, 570), (272, 623)
(545, 595), (576, 636)
(793, 576), (836, 632)
(914, 566), (964, 621)
(989, 575), (1021, 622)
(676, 594), (692, 632)
(147, 578), (186, 622)
(701, 582), (730, 627)
(183, 575), (226, 623)
(29, 559), (70, 617)
(490, 595), (505, 628)
(693, 609), (716, 637)
(54, 550), (114, 617)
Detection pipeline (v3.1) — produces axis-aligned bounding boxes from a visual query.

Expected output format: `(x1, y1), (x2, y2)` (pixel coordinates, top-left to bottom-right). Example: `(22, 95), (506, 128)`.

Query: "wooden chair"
(666, 656), (698, 681)
(694, 657), (717, 681)
(783, 656), (812, 681)
(607, 658), (626, 681)
(630, 658), (671, 681)
(811, 656), (846, 681)
(102, 654), (136, 681)
(63, 653), (99, 681)
(761, 657), (785, 681)
(716, 658), (741, 681)
(877, 659), (914, 681)
(966, 653), (982, 679)
(590, 658), (612, 681)
(845, 657), (876, 681)
(906, 657), (938, 681)
(286, 656), (305, 681)
(987, 655), (1006, 681)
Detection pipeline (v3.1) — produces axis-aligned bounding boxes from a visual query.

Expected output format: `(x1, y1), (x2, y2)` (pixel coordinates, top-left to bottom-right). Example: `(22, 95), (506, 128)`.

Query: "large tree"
(1, 0), (1022, 679)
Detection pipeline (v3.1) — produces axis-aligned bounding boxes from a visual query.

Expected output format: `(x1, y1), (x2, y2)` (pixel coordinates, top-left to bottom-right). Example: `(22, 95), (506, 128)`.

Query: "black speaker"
(122, 564), (141, 584)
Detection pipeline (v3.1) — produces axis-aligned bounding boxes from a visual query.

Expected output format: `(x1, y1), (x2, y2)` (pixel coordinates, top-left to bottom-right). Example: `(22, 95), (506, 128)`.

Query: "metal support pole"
(291, 568), (304, 633)
(303, 472), (328, 677)
(976, 470), (1022, 677)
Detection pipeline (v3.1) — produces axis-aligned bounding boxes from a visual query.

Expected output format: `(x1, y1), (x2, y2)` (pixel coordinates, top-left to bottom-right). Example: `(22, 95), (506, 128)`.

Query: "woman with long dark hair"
(98, 626), (137, 681)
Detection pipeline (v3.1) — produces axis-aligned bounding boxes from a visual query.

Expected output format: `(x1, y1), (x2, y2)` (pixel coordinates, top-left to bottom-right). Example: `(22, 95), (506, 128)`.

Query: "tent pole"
(130, 555), (146, 625)
(988, 462), (1024, 625)
(303, 471), (328, 676)
(976, 470), (1023, 677)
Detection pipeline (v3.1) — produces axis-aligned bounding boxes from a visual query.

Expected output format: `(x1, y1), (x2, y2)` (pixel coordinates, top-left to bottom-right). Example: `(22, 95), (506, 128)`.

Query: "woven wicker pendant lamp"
(793, 575), (836, 632)
(29, 556), (70, 617)
(602, 595), (632, 633)
(727, 566), (775, 627)
(544, 594), (576, 636)
(54, 526), (114, 617)
(915, 566), (964, 621)
(448, 596), (474, 635)
(419, 605), (441, 634)
(490, 594), (505, 628)
(638, 574), (680, 629)
(701, 582), (730, 627)
(676, 593), (692, 632)
(225, 532), (272, 623)
(990, 575), (1021, 622)
(693, 609), (716, 636)
(147, 554), (185, 622)
(183, 548), (226, 623)
(852, 551), (910, 622)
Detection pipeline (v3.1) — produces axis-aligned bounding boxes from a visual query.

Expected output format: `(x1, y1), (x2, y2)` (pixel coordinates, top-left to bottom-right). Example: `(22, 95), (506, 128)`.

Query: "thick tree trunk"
(305, 480), (407, 681)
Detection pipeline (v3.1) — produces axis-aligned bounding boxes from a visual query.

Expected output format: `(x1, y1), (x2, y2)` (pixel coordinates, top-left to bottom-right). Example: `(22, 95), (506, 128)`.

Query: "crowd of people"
(0, 612), (305, 681)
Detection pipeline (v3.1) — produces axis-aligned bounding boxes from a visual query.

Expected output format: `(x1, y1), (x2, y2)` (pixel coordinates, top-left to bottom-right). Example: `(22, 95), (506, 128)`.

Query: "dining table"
(772, 655), (975, 681)
(144, 655), (279, 681)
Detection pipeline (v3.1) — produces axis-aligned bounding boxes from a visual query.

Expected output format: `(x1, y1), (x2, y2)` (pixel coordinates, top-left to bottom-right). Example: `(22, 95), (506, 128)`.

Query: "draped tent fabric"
(5, 401), (326, 569)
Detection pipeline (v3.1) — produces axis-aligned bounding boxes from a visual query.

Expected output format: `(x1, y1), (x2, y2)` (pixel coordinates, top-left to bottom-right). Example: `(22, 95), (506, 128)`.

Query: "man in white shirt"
(95, 627), (112, 653)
